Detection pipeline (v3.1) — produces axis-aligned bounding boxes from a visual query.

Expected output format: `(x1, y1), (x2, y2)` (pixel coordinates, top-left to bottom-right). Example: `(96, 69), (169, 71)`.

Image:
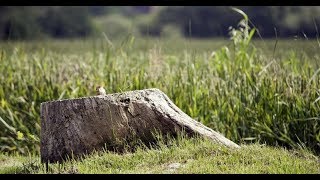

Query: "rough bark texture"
(41, 88), (240, 163)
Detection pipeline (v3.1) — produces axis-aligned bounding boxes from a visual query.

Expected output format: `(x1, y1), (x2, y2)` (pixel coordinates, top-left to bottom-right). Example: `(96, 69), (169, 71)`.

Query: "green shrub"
(94, 14), (139, 39)
(160, 25), (182, 38)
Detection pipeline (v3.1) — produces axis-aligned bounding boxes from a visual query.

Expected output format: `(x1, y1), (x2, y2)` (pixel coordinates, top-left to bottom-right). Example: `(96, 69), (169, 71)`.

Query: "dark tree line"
(0, 6), (319, 40)
(147, 6), (320, 38)
(0, 6), (94, 40)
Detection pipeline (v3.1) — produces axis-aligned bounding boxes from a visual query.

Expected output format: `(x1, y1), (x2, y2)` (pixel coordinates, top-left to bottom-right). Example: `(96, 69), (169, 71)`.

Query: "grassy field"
(0, 20), (320, 173)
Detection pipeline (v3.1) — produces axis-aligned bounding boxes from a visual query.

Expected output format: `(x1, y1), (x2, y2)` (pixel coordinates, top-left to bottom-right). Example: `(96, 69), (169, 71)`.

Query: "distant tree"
(88, 6), (108, 16)
(150, 6), (241, 38)
(0, 6), (43, 40)
(38, 6), (94, 38)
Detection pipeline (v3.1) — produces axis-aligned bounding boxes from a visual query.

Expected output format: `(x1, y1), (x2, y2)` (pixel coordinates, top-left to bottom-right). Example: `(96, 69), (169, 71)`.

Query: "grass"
(0, 14), (320, 174)
(0, 34), (320, 154)
(0, 137), (319, 174)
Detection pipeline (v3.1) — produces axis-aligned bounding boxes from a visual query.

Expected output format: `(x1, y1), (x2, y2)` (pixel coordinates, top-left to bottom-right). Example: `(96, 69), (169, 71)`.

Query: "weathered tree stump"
(41, 88), (240, 163)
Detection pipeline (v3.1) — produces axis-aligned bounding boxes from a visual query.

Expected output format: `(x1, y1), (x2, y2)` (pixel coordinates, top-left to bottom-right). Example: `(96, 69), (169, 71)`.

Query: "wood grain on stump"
(40, 88), (240, 163)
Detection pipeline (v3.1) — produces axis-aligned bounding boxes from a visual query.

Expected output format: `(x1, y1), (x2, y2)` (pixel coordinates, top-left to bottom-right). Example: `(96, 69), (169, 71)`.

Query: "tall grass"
(0, 11), (319, 155)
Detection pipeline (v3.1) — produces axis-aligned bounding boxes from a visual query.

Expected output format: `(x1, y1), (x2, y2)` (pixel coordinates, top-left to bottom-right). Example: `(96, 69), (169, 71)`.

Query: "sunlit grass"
(0, 136), (318, 174)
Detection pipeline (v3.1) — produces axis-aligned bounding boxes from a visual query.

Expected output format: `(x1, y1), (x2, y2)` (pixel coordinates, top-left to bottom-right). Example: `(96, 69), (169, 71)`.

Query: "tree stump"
(41, 88), (240, 163)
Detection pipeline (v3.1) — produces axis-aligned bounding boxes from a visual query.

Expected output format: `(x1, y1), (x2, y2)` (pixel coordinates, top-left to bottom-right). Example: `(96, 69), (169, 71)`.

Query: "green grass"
(0, 137), (319, 174)
(0, 34), (320, 155)
(0, 14), (320, 167)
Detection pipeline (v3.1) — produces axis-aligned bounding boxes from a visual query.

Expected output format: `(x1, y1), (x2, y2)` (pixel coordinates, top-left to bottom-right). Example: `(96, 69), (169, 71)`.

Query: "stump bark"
(41, 88), (240, 163)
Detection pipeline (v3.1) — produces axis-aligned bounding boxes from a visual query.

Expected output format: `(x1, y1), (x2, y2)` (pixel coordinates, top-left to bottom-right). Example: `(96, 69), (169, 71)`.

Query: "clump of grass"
(0, 136), (319, 174)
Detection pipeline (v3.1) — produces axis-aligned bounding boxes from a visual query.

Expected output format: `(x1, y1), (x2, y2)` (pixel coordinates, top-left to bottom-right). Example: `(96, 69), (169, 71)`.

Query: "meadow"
(0, 21), (320, 173)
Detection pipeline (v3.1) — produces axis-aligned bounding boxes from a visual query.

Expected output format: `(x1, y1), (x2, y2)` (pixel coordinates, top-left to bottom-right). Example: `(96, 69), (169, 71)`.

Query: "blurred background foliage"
(1, 6), (320, 40)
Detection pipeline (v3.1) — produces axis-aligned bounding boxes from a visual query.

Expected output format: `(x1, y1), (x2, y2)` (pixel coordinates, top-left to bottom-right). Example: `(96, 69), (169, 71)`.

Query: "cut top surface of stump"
(41, 88), (161, 104)
(40, 88), (240, 163)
